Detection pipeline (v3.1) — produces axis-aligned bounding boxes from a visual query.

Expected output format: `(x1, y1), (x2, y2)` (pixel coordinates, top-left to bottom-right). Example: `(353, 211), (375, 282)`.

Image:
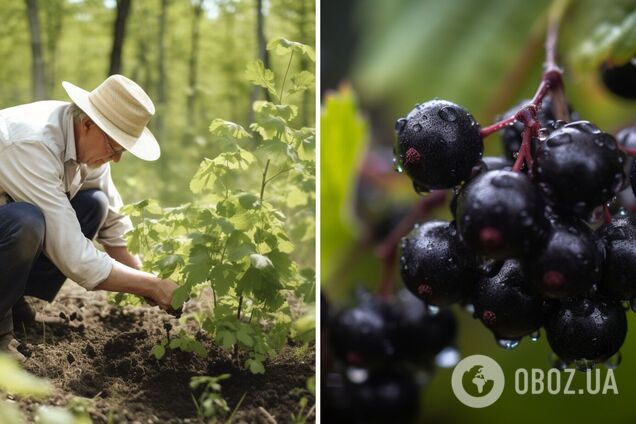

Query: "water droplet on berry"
(346, 366), (369, 383)
(427, 305), (440, 316)
(573, 359), (596, 372)
(547, 132), (572, 146)
(491, 174), (516, 188)
(612, 172), (626, 193)
(538, 128), (550, 141)
(530, 331), (540, 342)
(618, 207), (628, 217)
(435, 346), (461, 368)
(554, 120), (566, 129)
(395, 118), (407, 133)
(604, 352), (622, 369)
(413, 123), (422, 132)
(497, 338), (520, 350)
(438, 106), (458, 122)
(463, 303), (475, 315)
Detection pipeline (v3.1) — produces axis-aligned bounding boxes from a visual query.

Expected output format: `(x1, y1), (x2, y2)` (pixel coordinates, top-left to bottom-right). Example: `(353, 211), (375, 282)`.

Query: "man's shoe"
(0, 332), (26, 362)
(12, 297), (36, 325)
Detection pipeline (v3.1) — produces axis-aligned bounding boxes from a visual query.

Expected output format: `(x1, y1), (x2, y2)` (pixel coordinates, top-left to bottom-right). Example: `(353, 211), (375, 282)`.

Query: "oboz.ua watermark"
(451, 354), (619, 408)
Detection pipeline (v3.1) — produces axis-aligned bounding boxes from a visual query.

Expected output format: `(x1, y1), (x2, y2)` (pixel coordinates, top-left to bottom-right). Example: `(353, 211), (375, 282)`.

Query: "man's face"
(76, 119), (125, 168)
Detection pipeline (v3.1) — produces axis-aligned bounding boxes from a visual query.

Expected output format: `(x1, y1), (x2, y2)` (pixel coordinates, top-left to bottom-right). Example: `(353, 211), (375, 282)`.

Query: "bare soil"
(13, 282), (315, 423)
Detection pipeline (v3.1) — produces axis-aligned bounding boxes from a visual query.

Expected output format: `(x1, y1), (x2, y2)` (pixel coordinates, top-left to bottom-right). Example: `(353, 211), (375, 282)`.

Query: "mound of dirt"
(13, 282), (315, 423)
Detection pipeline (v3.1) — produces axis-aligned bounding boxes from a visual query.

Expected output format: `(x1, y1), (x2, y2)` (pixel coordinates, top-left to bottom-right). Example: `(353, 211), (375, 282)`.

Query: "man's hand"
(96, 261), (181, 316)
(147, 278), (179, 311)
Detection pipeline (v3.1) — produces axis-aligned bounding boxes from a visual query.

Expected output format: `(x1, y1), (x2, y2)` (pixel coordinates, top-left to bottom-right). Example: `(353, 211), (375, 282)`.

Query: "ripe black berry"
(597, 216), (636, 300)
(329, 300), (390, 365)
(387, 290), (457, 360)
(473, 260), (543, 340)
(601, 58), (636, 100)
(545, 297), (627, 363)
(534, 121), (626, 218)
(395, 99), (483, 191)
(455, 170), (549, 259)
(523, 219), (601, 299)
(400, 220), (477, 306)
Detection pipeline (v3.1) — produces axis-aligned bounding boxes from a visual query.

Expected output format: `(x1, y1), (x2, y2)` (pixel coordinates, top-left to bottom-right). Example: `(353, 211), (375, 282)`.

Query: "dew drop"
(497, 338), (520, 350)
(346, 366), (369, 383)
(435, 347), (461, 368)
(573, 359), (596, 372)
(618, 207), (628, 217)
(438, 106), (458, 122)
(413, 123), (422, 132)
(604, 352), (622, 369)
(427, 304), (440, 316)
(491, 174), (516, 188)
(547, 132), (572, 147)
(538, 128), (550, 141)
(530, 331), (540, 342)
(395, 118), (407, 133)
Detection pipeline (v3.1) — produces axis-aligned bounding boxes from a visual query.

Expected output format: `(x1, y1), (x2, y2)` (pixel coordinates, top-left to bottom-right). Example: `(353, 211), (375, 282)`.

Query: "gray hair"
(68, 103), (90, 124)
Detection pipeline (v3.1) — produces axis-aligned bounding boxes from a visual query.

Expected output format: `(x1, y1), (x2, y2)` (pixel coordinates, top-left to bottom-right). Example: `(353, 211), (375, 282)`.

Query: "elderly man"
(0, 75), (178, 360)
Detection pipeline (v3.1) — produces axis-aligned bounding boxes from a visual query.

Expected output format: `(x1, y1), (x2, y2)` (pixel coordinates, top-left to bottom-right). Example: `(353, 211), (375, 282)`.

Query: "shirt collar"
(62, 104), (77, 163)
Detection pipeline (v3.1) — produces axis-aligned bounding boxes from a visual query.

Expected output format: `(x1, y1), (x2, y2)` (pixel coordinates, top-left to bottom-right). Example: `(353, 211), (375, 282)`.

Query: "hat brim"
(62, 81), (161, 161)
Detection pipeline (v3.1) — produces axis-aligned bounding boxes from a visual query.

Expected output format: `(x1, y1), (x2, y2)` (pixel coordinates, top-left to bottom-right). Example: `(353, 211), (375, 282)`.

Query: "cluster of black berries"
(322, 289), (457, 423)
(395, 97), (636, 369)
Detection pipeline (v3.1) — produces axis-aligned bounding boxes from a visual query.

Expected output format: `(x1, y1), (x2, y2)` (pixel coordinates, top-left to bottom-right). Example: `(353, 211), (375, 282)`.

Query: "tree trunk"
(186, 0), (204, 129)
(25, 0), (47, 100)
(251, 0), (270, 108)
(155, 0), (168, 140)
(108, 0), (132, 76)
(43, 0), (64, 95)
(298, 0), (310, 127)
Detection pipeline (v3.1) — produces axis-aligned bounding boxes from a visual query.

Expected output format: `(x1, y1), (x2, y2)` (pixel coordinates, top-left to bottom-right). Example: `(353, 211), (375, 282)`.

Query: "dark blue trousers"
(0, 190), (108, 334)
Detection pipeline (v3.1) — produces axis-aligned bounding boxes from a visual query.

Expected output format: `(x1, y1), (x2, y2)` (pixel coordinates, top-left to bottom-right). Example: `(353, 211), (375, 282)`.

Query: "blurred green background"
(0, 0), (315, 206)
(321, 0), (636, 422)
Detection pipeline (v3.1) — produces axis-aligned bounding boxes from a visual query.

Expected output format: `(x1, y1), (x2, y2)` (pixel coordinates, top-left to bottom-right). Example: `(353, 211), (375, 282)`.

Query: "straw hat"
(62, 74), (160, 161)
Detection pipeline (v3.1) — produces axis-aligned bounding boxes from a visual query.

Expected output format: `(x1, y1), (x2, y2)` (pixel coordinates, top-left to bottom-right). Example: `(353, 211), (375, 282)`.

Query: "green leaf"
(291, 308), (316, 343)
(238, 193), (259, 209)
(236, 328), (254, 347)
(189, 159), (217, 194)
(217, 330), (237, 349)
(0, 355), (52, 396)
(171, 285), (190, 309)
(209, 119), (252, 139)
(226, 231), (255, 261)
(267, 38), (316, 62)
(245, 358), (266, 374)
(320, 87), (368, 283)
(288, 71), (316, 96)
(150, 344), (166, 359)
(245, 60), (278, 100)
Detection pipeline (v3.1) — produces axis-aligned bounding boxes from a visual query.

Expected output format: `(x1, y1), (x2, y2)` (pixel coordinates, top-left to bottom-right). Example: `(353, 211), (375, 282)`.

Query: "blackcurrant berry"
(545, 297), (627, 363)
(329, 300), (391, 365)
(387, 290), (457, 361)
(456, 170), (549, 259)
(347, 367), (420, 424)
(523, 218), (602, 299)
(395, 99), (483, 190)
(473, 260), (543, 340)
(400, 220), (477, 306)
(534, 121), (626, 218)
(597, 215), (636, 300)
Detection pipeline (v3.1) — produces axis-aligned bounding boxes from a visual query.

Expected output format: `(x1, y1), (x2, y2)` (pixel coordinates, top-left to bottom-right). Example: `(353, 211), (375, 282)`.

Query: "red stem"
(376, 190), (447, 298)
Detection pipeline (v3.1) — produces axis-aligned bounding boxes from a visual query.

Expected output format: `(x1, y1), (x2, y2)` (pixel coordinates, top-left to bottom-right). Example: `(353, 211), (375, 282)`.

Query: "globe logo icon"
(452, 355), (505, 408)
(462, 365), (495, 397)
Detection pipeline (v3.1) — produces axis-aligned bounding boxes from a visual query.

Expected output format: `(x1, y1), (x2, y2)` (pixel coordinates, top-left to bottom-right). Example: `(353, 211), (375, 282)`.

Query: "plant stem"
(376, 190), (447, 298)
(265, 167), (294, 184)
(237, 293), (243, 321)
(260, 159), (271, 204)
(279, 51), (294, 104)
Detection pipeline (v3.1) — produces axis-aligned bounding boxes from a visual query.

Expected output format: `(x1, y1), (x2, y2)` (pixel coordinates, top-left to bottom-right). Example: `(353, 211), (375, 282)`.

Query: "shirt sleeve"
(0, 141), (113, 290)
(81, 163), (133, 247)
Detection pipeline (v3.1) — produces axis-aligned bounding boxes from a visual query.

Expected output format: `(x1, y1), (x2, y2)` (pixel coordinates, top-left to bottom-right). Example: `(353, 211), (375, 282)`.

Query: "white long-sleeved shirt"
(0, 101), (133, 290)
